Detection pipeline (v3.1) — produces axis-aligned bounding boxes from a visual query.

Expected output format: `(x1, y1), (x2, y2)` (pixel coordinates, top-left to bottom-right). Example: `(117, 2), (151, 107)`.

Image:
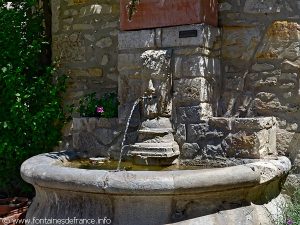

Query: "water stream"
(117, 98), (142, 170)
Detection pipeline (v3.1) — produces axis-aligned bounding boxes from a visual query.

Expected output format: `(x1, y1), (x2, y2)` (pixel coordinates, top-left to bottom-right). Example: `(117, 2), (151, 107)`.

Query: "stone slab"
(161, 24), (219, 48)
(176, 104), (213, 124)
(118, 30), (156, 50)
(174, 77), (212, 106)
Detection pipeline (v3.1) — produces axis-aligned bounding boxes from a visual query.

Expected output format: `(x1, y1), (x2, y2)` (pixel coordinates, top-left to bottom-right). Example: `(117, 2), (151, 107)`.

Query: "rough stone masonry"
(219, 0), (300, 171)
(53, 0), (300, 172)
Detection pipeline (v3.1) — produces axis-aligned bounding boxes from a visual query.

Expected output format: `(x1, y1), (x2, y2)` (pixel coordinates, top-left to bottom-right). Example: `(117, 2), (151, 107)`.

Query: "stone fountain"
(21, 1), (291, 225)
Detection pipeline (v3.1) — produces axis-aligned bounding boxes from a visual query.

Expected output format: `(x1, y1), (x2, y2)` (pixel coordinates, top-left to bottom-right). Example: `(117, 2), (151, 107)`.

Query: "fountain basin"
(21, 151), (291, 225)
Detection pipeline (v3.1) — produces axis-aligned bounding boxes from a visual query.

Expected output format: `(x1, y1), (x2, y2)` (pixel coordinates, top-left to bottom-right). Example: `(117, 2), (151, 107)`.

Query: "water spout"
(117, 95), (156, 170)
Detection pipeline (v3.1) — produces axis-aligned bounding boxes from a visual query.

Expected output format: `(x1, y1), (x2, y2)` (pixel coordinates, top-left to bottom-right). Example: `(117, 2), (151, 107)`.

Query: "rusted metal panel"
(120, 0), (218, 31)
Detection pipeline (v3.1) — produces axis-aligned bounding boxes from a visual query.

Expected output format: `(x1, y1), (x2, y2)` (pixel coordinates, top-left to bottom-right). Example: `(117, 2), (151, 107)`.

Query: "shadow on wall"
(219, 19), (300, 164)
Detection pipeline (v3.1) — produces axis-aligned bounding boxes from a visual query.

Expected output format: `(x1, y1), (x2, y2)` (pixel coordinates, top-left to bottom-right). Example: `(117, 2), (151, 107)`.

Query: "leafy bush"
(100, 92), (119, 118)
(77, 93), (99, 117)
(276, 190), (300, 225)
(77, 92), (118, 118)
(0, 1), (67, 196)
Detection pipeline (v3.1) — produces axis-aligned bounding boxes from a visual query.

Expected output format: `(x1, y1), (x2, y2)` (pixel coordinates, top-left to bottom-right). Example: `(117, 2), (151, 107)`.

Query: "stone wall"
(180, 117), (277, 160)
(53, 0), (300, 169)
(51, 0), (119, 106)
(72, 118), (123, 158)
(118, 24), (221, 123)
(219, 0), (300, 165)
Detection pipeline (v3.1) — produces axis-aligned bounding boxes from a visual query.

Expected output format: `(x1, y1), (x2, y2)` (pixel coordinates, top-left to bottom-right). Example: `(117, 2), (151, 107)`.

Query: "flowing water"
(117, 98), (142, 170)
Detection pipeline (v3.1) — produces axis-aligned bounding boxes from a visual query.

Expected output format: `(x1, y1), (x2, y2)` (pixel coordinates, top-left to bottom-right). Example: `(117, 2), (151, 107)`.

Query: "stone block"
(174, 55), (220, 79)
(222, 26), (260, 61)
(252, 63), (275, 72)
(256, 21), (300, 60)
(244, 0), (282, 14)
(119, 76), (143, 100)
(118, 53), (142, 72)
(51, 0), (60, 33)
(155, 28), (162, 47)
(140, 50), (172, 79)
(201, 117), (279, 159)
(52, 34), (85, 62)
(176, 104), (213, 124)
(72, 118), (119, 132)
(141, 117), (172, 129)
(277, 129), (300, 158)
(268, 125), (277, 156)
(208, 117), (233, 131)
(96, 37), (113, 48)
(181, 143), (200, 159)
(73, 132), (108, 157)
(223, 132), (256, 159)
(282, 60), (300, 72)
(174, 57), (183, 78)
(187, 123), (210, 142)
(63, 18), (74, 25)
(223, 73), (245, 91)
(173, 47), (213, 56)
(224, 127), (276, 159)
(94, 128), (121, 145)
(79, 4), (111, 17)
(118, 30), (156, 50)
(118, 101), (142, 125)
(233, 117), (277, 130)
(73, 24), (94, 30)
(161, 24), (219, 48)
(72, 118), (87, 131)
(174, 77), (212, 106)
(253, 98), (286, 114)
(200, 144), (225, 159)
(219, 2), (232, 11)
(101, 55), (109, 66)
(67, 0), (88, 5)
(63, 9), (78, 16)
(187, 123), (225, 143)
(174, 124), (186, 146)
(69, 68), (103, 77)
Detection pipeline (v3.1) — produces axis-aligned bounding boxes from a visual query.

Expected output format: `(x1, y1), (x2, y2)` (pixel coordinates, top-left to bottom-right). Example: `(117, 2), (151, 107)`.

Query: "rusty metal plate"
(120, 0), (218, 31)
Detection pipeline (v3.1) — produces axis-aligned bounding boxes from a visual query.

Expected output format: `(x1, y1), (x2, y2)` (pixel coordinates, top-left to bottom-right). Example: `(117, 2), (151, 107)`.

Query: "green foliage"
(78, 93), (100, 117)
(285, 191), (300, 225)
(277, 190), (300, 225)
(0, 1), (67, 196)
(77, 92), (118, 118)
(100, 92), (119, 118)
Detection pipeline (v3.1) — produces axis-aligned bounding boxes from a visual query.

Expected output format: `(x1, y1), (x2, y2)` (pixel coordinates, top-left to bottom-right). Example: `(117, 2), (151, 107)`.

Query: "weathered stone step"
(126, 142), (180, 166)
(138, 128), (174, 143)
(127, 142), (179, 156)
(140, 117), (172, 129)
(138, 128), (173, 135)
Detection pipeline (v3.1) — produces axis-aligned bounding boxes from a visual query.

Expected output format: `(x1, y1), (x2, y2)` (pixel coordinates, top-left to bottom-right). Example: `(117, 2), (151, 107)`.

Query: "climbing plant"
(0, 0), (67, 196)
(127, 0), (140, 21)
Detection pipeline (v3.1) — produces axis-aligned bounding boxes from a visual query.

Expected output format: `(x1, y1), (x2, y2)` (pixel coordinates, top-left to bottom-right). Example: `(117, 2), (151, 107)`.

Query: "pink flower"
(287, 219), (294, 225)
(96, 106), (104, 114)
